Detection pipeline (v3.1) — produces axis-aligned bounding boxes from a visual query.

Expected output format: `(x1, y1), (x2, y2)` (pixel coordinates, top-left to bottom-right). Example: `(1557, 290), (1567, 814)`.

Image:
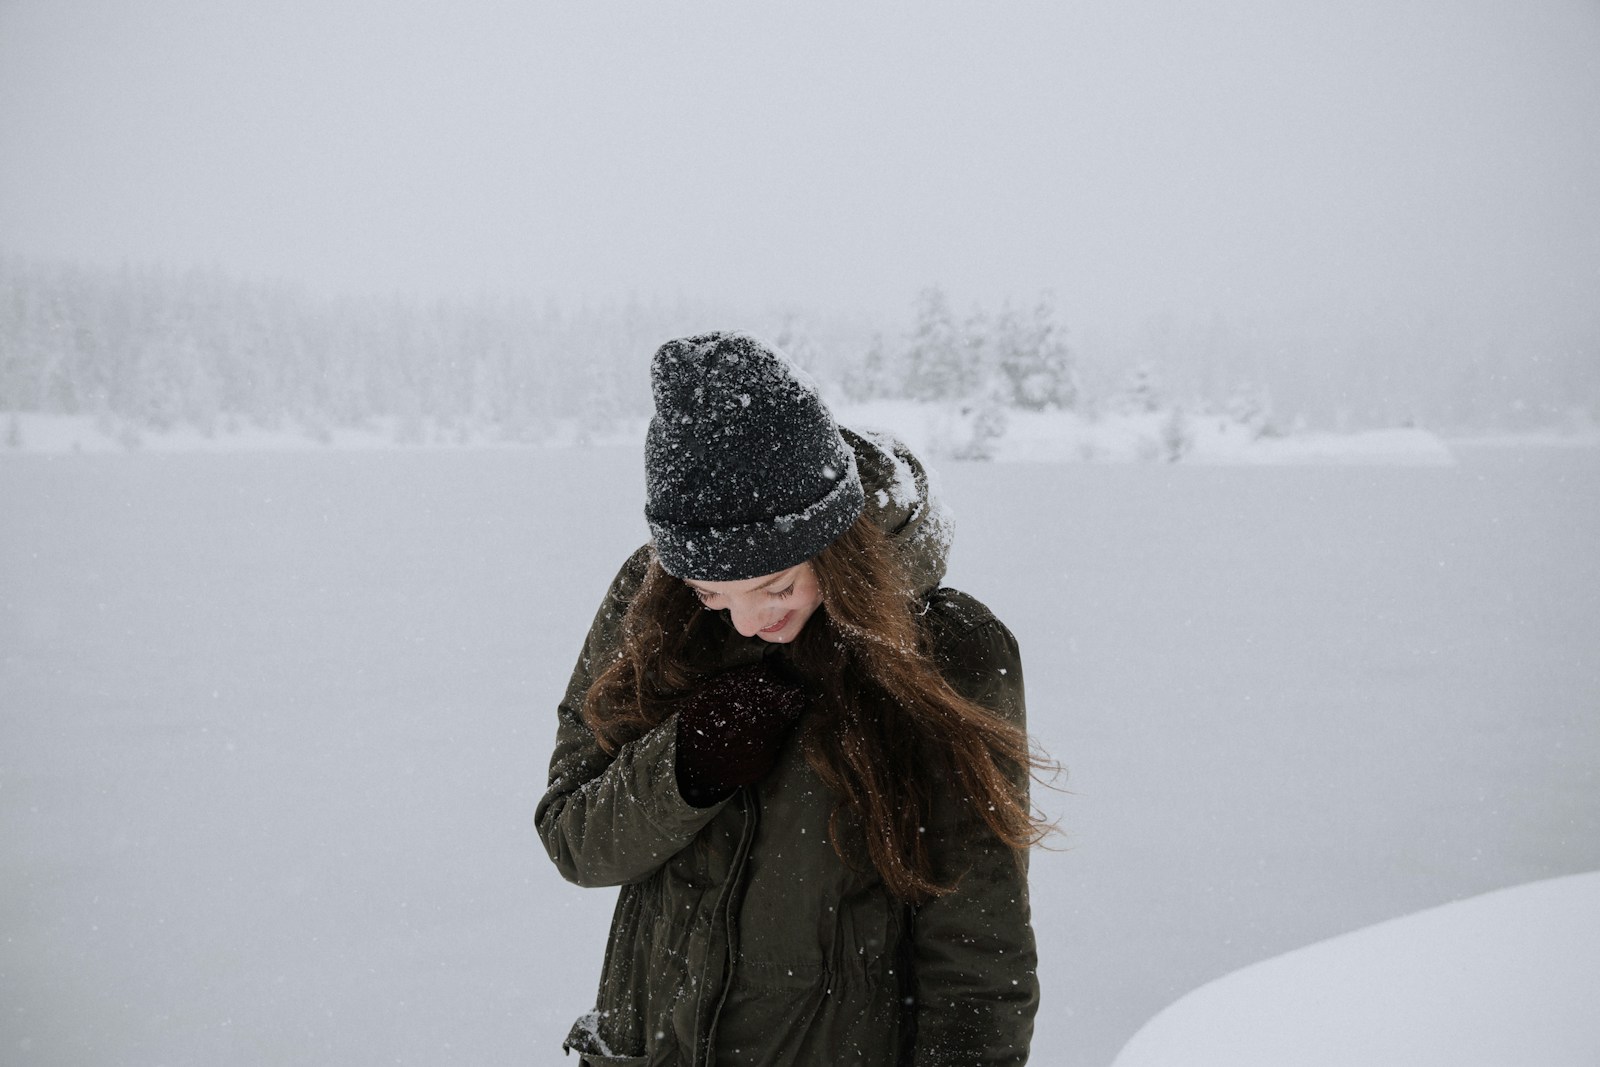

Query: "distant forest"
(2, 257), (1594, 444)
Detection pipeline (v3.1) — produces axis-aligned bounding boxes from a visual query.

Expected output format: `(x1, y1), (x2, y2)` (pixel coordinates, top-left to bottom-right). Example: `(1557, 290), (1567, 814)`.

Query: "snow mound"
(0, 406), (1461, 465)
(1189, 426), (1457, 466)
(1110, 871), (1600, 1067)
(835, 401), (1457, 466)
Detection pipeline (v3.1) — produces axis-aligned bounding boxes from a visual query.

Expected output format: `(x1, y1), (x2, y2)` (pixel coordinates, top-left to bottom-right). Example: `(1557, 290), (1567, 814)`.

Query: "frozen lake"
(3, 444), (1597, 1066)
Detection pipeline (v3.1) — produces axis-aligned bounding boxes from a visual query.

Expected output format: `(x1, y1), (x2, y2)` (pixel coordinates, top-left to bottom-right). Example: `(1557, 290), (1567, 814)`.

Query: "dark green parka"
(536, 429), (1038, 1066)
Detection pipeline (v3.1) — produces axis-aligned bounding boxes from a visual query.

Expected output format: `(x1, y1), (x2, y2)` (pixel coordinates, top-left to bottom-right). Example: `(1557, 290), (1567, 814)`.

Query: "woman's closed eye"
(689, 584), (793, 603)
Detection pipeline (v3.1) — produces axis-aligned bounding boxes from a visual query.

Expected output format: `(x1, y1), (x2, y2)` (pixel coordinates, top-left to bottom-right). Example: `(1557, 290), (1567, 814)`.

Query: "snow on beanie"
(645, 331), (865, 581)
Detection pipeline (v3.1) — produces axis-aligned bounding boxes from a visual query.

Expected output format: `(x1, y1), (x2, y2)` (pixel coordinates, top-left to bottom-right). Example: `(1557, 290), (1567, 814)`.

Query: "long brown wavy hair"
(582, 514), (1053, 903)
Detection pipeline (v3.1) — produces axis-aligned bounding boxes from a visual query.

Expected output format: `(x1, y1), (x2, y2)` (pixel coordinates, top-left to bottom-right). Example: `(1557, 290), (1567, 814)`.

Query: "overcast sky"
(2, 0), (1598, 344)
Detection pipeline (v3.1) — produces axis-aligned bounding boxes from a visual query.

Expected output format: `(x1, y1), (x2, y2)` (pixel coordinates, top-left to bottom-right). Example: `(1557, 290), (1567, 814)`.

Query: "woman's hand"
(674, 664), (809, 806)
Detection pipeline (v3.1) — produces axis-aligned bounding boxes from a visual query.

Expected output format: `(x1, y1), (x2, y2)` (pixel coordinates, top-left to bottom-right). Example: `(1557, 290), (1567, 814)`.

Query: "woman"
(537, 332), (1048, 1066)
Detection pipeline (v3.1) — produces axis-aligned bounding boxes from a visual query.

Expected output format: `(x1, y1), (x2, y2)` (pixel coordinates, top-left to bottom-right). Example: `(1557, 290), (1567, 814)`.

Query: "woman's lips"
(759, 612), (793, 634)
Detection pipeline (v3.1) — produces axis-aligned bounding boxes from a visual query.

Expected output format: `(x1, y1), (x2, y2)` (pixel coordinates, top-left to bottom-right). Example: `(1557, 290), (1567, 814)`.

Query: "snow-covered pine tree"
(903, 287), (967, 401)
(841, 334), (895, 402)
(1226, 380), (1278, 438)
(1117, 364), (1165, 414)
(1160, 405), (1194, 462)
(995, 294), (1078, 410)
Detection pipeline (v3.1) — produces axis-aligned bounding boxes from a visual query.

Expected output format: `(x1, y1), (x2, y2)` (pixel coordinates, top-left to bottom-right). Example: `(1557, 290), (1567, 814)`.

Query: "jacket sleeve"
(913, 609), (1040, 1067)
(535, 548), (729, 888)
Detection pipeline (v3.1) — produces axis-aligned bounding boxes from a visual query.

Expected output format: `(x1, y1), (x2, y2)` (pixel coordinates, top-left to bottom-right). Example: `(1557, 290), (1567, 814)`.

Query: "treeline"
(836, 288), (1276, 426)
(840, 288), (1079, 410)
(0, 258), (1237, 444)
(0, 259), (688, 443)
(2, 257), (1594, 444)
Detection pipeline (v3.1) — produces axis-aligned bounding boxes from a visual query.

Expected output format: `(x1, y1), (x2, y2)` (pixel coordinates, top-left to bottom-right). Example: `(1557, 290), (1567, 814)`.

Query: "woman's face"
(684, 562), (823, 643)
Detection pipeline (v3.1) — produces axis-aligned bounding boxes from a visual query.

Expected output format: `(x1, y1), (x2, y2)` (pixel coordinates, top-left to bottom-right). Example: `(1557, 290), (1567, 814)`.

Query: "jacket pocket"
(563, 1011), (658, 1066)
(569, 906), (694, 1065)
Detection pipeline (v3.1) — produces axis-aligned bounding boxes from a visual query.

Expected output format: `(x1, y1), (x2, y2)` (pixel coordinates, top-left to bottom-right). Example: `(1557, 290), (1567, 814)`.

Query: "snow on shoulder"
(1110, 871), (1600, 1067)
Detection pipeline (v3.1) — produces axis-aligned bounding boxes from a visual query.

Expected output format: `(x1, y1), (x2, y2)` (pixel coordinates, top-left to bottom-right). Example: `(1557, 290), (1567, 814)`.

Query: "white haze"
(1, 0), (1598, 391)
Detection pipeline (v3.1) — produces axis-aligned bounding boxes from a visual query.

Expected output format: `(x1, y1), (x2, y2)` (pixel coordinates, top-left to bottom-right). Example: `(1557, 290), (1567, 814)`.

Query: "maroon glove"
(674, 663), (809, 807)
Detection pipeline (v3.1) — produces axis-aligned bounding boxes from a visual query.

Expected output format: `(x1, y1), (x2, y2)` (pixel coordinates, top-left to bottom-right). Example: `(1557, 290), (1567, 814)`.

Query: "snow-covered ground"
(1, 406), (1477, 466)
(1111, 871), (1600, 1067)
(837, 400), (1462, 466)
(2, 442), (1597, 1066)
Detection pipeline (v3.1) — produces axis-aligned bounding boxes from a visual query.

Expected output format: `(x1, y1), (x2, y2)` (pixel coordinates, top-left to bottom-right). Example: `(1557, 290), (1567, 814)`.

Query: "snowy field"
(2, 443), (1598, 1066)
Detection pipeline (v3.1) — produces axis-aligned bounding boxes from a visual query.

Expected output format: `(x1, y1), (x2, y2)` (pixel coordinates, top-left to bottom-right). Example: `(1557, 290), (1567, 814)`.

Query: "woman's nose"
(729, 604), (766, 637)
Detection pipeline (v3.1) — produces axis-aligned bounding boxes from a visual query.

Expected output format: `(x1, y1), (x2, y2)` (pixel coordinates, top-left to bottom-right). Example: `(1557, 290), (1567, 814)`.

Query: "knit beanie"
(644, 332), (865, 581)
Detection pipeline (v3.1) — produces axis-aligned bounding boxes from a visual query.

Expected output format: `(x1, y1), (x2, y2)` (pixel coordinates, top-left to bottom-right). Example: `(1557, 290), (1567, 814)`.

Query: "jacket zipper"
(696, 787), (760, 1066)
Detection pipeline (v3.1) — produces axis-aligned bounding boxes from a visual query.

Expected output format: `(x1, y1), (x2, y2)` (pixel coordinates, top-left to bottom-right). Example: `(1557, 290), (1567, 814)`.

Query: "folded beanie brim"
(648, 449), (864, 581)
